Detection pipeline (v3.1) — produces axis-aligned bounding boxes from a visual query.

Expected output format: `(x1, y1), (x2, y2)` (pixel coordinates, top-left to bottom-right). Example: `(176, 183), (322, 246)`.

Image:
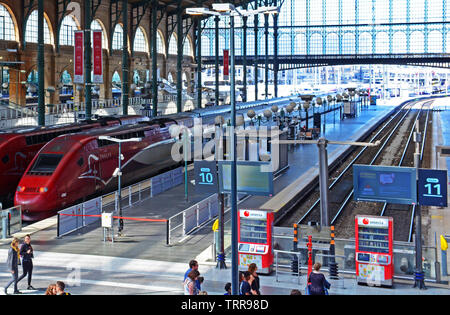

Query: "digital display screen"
(358, 253), (371, 262)
(353, 165), (417, 204)
(377, 255), (389, 264)
(256, 246), (265, 253)
(239, 243), (250, 252)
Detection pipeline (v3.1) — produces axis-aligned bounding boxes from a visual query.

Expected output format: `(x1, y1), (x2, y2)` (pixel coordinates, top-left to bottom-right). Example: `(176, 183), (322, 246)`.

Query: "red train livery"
(0, 115), (144, 208)
(15, 115), (194, 221)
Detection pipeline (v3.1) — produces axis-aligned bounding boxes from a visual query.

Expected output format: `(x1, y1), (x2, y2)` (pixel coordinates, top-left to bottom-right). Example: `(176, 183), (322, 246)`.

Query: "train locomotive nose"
(14, 189), (58, 221)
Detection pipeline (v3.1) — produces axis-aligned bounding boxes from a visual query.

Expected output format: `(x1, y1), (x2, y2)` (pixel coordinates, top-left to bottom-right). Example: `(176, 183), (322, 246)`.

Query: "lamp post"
(98, 136), (142, 234)
(186, 3), (279, 295)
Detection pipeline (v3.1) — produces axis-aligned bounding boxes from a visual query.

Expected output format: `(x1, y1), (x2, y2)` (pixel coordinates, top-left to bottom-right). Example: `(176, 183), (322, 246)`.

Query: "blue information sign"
(194, 160), (218, 194)
(353, 165), (417, 205)
(218, 161), (274, 196)
(418, 169), (448, 207)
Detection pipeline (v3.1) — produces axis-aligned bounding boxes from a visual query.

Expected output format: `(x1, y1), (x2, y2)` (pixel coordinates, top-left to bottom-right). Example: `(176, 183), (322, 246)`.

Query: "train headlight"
(39, 187), (48, 193)
(17, 186), (25, 193)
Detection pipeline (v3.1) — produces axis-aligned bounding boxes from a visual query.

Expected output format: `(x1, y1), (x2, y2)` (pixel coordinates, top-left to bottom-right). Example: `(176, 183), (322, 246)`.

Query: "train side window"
(2, 154), (9, 164)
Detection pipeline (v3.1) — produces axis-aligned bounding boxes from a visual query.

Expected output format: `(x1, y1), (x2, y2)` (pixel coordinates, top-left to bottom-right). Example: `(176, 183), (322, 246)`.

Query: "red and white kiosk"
(355, 215), (394, 287)
(238, 209), (274, 274)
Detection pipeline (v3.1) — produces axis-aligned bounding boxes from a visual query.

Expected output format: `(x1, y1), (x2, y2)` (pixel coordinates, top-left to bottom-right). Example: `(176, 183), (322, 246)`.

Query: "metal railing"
(0, 206), (22, 239)
(167, 193), (219, 246)
(56, 167), (184, 238)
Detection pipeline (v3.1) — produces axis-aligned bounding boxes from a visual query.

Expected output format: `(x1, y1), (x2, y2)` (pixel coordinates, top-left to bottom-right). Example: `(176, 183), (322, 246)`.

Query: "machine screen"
(357, 253), (370, 262)
(239, 244), (250, 252)
(256, 246), (265, 253)
(377, 255), (389, 264)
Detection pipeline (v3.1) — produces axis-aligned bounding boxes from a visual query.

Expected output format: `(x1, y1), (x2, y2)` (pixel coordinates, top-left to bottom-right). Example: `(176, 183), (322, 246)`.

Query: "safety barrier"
(0, 206), (22, 239)
(57, 197), (102, 238)
(168, 194), (219, 245)
(274, 250), (303, 285)
(56, 167), (184, 238)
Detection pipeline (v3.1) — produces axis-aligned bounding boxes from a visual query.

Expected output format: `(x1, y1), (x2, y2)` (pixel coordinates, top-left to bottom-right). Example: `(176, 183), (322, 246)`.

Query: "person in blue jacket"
(184, 260), (201, 291)
(4, 238), (21, 295)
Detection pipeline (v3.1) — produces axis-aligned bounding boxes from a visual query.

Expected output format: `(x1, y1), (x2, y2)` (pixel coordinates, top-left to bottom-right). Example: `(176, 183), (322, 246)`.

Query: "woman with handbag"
(307, 262), (331, 295)
(4, 238), (22, 295)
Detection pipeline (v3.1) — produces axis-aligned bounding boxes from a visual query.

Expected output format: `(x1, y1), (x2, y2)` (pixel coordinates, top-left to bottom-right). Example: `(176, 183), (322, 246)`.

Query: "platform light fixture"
(98, 136), (143, 235)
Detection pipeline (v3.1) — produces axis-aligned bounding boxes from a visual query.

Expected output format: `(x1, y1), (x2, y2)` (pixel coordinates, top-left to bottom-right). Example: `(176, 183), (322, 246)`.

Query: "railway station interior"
(0, 0), (450, 299)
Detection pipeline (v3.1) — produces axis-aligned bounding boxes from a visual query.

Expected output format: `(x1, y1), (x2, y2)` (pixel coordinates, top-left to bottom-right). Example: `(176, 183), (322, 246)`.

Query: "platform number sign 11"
(418, 169), (448, 207)
(194, 160), (218, 194)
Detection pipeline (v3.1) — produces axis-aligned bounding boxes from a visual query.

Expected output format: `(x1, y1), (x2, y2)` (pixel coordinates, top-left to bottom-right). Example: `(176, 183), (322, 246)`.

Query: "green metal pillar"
(254, 5), (259, 101)
(273, 10), (279, 98)
(122, 0), (129, 116)
(197, 15), (202, 109)
(264, 0), (269, 99)
(214, 16), (219, 106)
(37, 0), (45, 126)
(242, 14), (248, 103)
(151, 4), (158, 117)
(176, 7), (183, 113)
(85, 0), (92, 120)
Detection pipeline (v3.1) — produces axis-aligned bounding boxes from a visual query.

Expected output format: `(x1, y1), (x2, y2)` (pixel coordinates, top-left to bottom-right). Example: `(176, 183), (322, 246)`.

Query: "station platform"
(2, 96), (449, 295)
(430, 98), (450, 284)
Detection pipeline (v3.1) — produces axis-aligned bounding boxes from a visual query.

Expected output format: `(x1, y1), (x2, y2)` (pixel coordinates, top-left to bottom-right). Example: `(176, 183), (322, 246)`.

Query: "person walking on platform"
(4, 238), (21, 295)
(184, 260), (201, 291)
(17, 234), (34, 290)
(184, 270), (200, 295)
(248, 263), (261, 295)
(239, 271), (253, 295)
(307, 262), (331, 295)
(55, 281), (71, 295)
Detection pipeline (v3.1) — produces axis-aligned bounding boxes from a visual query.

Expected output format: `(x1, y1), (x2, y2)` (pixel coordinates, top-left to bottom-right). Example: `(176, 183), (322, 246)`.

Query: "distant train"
(15, 115), (194, 221)
(0, 115), (145, 208)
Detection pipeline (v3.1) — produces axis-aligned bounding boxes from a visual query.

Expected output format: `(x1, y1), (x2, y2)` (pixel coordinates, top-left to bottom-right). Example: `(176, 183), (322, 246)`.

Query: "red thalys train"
(15, 115), (194, 221)
(0, 115), (145, 207)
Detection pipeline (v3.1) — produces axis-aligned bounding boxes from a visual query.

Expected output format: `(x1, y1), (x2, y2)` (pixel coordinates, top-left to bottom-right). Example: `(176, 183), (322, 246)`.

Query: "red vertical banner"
(74, 31), (84, 84)
(92, 30), (103, 83)
(223, 49), (229, 81)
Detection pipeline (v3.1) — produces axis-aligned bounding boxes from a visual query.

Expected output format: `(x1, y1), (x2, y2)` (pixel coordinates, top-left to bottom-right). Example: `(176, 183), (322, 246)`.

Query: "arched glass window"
(59, 15), (78, 46)
(393, 31), (407, 53)
(410, 31), (424, 53)
(309, 33), (322, 54)
(25, 10), (51, 44)
(156, 31), (164, 54)
(112, 24), (123, 50)
(0, 4), (15, 41)
(91, 20), (107, 49)
(342, 32), (355, 54)
(358, 32), (372, 54)
(428, 30), (443, 53)
(294, 33), (306, 55)
(183, 38), (192, 56)
(134, 27), (148, 53)
(168, 34), (177, 55)
(278, 34), (291, 55)
(326, 33), (339, 54)
(375, 32), (389, 54)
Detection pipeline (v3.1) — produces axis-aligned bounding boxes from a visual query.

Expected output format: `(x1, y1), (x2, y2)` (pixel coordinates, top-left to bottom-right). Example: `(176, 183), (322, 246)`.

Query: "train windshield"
(30, 154), (63, 174)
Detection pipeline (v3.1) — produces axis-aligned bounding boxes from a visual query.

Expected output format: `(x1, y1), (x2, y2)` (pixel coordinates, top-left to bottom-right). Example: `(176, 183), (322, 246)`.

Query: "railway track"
(278, 98), (434, 242)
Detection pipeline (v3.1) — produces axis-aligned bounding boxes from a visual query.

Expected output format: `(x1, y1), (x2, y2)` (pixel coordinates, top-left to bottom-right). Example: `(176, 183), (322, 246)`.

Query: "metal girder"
(92, 0), (102, 17)
(56, 0), (72, 53)
(109, 0), (123, 54)
(21, 0), (35, 49)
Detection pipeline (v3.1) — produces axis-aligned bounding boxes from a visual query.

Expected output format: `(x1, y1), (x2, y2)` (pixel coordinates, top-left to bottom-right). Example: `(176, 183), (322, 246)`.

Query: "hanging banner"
(74, 31), (84, 84)
(92, 30), (103, 84)
(223, 49), (229, 81)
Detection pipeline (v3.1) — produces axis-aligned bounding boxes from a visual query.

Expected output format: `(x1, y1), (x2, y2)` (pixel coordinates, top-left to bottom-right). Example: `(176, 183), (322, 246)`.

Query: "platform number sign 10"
(418, 169), (448, 207)
(194, 160), (218, 194)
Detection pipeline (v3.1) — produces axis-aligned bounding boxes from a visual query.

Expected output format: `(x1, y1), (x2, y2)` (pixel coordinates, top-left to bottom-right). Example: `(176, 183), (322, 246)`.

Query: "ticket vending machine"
(355, 215), (394, 287)
(238, 209), (274, 274)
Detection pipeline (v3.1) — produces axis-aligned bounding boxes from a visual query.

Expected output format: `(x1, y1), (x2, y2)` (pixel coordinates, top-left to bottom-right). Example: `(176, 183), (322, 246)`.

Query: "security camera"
(112, 168), (122, 177)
